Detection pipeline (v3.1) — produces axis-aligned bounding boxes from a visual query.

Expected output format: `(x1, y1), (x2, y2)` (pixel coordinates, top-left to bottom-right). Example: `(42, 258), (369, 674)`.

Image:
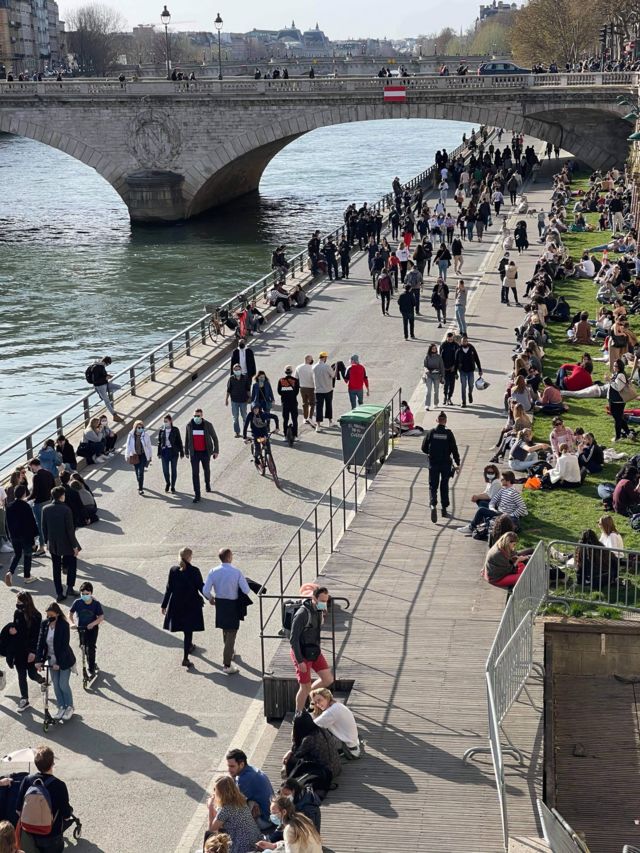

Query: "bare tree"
(65, 3), (125, 76)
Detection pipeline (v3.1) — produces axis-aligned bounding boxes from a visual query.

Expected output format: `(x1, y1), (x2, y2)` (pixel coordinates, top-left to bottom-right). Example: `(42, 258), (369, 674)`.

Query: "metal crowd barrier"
(537, 800), (590, 853)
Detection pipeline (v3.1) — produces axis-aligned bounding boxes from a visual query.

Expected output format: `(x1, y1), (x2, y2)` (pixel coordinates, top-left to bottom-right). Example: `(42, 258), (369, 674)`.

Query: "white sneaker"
(315, 425), (322, 433)
(17, 698), (30, 712)
(223, 664), (239, 675)
(53, 707), (65, 720)
(95, 455), (107, 463)
(62, 706), (74, 721)
(457, 524), (473, 534)
(23, 576), (37, 584)
(0, 542), (13, 553)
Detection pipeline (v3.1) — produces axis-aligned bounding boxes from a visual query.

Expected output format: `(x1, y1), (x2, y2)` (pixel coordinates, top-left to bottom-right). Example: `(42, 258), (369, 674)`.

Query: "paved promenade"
(1, 143), (549, 851)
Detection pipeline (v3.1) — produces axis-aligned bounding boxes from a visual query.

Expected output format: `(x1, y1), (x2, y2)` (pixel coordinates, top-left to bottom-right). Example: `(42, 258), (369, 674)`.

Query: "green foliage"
(510, 0), (601, 66)
(470, 21), (512, 56)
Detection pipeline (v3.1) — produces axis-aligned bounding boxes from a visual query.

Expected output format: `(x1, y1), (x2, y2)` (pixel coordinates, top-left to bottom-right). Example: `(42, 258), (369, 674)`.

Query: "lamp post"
(161, 5), (171, 80)
(214, 12), (223, 80)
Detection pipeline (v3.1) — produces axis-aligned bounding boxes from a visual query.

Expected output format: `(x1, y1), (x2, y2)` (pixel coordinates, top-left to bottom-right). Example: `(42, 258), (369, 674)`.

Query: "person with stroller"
(70, 582), (104, 680)
(16, 745), (73, 853)
(35, 603), (76, 722)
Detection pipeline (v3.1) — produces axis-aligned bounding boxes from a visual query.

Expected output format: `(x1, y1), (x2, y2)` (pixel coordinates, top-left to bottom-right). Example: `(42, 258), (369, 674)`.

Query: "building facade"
(0, 0), (62, 75)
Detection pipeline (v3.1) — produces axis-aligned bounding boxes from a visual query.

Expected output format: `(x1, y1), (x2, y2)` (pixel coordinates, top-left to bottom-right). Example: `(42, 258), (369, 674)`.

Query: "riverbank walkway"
(1, 140), (550, 852)
(256, 162), (557, 853)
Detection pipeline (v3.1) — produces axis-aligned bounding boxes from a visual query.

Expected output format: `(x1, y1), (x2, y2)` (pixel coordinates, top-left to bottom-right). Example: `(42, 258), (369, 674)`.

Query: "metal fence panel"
(537, 800), (591, 853)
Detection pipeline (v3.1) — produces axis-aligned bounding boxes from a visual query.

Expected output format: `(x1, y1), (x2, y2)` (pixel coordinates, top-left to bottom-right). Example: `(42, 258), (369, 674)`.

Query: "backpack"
(84, 363), (97, 385)
(631, 513), (640, 531)
(20, 776), (55, 835)
(281, 600), (311, 638)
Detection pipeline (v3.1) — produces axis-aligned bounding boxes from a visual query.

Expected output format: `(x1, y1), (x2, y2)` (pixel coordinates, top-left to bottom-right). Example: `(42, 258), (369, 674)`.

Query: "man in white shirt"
(312, 352), (336, 432)
(202, 547), (251, 675)
(295, 355), (315, 424)
(574, 253), (596, 279)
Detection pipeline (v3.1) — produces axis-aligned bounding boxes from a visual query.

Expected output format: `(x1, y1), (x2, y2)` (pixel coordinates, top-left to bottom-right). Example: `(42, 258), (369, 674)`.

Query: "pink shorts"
(290, 648), (330, 684)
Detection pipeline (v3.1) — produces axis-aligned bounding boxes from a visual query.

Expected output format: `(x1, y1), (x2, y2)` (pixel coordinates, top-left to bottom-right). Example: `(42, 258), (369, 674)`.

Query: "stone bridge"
(0, 72), (636, 222)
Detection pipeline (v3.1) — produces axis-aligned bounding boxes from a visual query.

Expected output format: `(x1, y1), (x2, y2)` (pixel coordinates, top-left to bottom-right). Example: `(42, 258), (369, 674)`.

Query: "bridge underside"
(0, 92), (633, 222)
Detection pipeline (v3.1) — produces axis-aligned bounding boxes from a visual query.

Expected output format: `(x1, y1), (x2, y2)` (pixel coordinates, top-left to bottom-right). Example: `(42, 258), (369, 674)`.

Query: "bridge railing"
(0, 130), (474, 480)
(0, 72), (637, 96)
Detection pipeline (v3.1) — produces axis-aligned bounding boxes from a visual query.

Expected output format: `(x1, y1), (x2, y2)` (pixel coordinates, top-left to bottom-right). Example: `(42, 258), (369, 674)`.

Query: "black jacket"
(397, 291), (415, 317)
(277, 376), (300, 406)
(157, 425), (184, 459)
(226, 375), (252, 404)
(421, 424), (460, 468)
(161, 563), (205, 633)
(230, 347), (256, 379)
(36, 617), (76, 670)
(290, 600), (323, 664)
(17, 773), (72, 837)
(63, 485), (84, 528)
(455, 344), (482, 373)
(30, 469), (55, 504)
(6, 499), (39, 542)
(41, 501), (80, 555)
(439, 340), (459, 371)
(10, 606), (42, 668)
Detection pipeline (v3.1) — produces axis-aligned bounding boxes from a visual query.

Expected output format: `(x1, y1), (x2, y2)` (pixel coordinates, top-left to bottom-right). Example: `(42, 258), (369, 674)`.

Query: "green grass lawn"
(518, 175), (640, 550)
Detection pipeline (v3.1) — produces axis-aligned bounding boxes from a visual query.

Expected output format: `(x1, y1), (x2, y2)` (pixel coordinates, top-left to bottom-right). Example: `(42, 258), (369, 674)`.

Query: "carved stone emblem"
(127, 110), (182, 169)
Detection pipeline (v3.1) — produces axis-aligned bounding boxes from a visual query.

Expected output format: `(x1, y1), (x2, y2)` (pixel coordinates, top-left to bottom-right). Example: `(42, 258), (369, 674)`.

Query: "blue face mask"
(136, 427), (144, 434)
(316, 601), (327, 611)
(193, 416), (202, 425)
(81, 594), (92, 604)
(269, 814), (282, 827)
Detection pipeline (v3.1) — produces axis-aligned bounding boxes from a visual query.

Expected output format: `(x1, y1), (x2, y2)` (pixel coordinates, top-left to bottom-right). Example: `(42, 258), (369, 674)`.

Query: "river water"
(0, 118), (472, 447)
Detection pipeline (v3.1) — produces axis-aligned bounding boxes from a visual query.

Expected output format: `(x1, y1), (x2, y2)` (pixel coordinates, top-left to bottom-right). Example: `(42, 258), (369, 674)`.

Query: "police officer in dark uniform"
(421, 411), (460, 522)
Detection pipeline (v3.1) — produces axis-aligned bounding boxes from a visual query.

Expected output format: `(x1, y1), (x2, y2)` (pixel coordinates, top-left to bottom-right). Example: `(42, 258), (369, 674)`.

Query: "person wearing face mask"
(70, 582), (104, 679)
(454, 335), (483, 407)
(470, 464), (501, 508)
(36, 602), (76, 722)
(125, 419), (153, 495)
(257, 796), (323, 853)
(277, 366), (300, 442)
(185, 408), (220, 504)
(6, 591), (44, 712)
(230, 339), (256, 380)
(157, 413), (184, 493)
(289, 587), (333, 712)
(226, 365), (252, 438)
(99, 416), (117, 457)
(251, 371), (275, 413)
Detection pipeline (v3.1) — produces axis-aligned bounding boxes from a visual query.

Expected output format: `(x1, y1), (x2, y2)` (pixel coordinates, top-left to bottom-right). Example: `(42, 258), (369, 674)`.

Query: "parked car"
(477, 62), (531, 75)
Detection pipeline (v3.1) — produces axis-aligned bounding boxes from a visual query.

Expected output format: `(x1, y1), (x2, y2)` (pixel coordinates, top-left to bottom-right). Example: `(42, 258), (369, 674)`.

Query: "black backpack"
(281, 600), (311, 638)
(84, 363), (97, 385)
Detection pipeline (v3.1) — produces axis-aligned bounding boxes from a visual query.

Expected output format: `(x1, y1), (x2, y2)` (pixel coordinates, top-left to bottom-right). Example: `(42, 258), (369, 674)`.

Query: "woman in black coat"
(161, 547), (205, 668)
(8, 591), (43, 712)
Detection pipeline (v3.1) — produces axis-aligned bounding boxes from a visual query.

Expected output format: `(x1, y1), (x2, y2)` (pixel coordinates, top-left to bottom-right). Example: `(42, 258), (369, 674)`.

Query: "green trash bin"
(339, 404), (390, 469)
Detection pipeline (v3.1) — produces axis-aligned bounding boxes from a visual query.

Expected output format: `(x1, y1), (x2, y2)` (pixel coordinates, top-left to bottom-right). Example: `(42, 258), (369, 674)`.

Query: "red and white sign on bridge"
(383, 85), (407, 103)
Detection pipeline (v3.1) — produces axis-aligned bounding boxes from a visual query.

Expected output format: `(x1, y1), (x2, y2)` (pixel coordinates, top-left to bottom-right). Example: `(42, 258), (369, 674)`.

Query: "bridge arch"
(187, 99), (629, 218)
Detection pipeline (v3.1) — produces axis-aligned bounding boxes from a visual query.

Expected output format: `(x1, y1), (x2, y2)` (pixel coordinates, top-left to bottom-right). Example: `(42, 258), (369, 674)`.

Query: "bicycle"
(206, 306), (242, 345)
(247, 432), (280, 488)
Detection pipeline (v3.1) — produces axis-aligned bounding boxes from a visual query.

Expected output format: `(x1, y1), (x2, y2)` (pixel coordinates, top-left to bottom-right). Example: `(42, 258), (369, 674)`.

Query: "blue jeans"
(231, 401), (247, 435)
(455, 305), (467, 335)
(32, 502), (45, 547)
(134, 453), (148, 489)
(471, 507), (498, 529)
(161, 452), (178, 488)
(51, 667), (73, 709)
(348, 389), (364, 408)
(438, 260), (449, 281)
(459, 371), (474, 404)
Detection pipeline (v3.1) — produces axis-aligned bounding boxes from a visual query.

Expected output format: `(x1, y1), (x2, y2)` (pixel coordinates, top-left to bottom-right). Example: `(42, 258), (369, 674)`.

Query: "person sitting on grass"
(574, 529), (617, 591)
(533, 377), (567, 414)
(457, 470), (528, 535)
(556, 355), (594, 392)
(578, 432), (604, 475)
(482, 532), (527, 590)
(508, 428), (550, 473)
(540, 443), (582, 489)
(492, 402), (532, 464)
(598, 514), (625, 556)
(570, 312), (596, 345)
(549, 416), (576, 458)
(612, 466), (640, 517)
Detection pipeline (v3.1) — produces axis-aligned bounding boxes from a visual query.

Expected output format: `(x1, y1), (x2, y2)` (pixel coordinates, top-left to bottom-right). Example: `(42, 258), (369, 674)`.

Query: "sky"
(59, 0), (479, 39)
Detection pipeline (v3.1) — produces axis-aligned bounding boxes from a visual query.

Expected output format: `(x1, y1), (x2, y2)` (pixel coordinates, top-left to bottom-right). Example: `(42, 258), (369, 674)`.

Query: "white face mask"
(486, 473), (496, 481)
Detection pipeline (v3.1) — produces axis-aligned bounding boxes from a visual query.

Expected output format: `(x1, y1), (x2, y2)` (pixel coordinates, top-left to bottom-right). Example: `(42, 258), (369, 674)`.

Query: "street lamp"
(161, 5), (171, 80)
(214, 12), (223, 80)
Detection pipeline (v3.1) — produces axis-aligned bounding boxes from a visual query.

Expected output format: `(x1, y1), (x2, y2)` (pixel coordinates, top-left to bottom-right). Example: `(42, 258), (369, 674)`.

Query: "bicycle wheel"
(266, 451), (280, 488)
(257, 447), (266, 476)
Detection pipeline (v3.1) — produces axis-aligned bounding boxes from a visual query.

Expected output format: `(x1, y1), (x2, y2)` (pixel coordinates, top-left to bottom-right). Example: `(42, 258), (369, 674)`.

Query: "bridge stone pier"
(0, 73), (636, 223)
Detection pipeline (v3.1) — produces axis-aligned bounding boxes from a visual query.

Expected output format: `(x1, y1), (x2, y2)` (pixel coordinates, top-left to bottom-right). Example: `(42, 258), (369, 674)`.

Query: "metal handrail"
(257, 388), (402, 675)
(0, 123), (478, 478)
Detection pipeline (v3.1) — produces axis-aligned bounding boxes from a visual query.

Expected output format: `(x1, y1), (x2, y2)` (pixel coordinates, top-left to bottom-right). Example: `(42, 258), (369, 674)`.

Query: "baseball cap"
(319, 351), (328, 358)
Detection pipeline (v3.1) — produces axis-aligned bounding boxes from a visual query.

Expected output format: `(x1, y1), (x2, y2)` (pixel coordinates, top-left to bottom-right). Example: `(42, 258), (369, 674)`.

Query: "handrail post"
(329, 486), (334, 552)
(149, 353), (156, 382)
(314, 506), (319, 575)
(25, 435), (33, 461)
(330, 598), (337, 682)
(259, 595), (266, 677)
(185, 329), (191, 356)
(200, 318), (206, 344)
(129, 368), (136, 397)
(168, 341), (174, 368)
(298, 529), (303, 586)
(56, 415), (63, 435)
(83, 397), (90, 424)
(279, 557), (284, 599)
(342, 468), (347, 531)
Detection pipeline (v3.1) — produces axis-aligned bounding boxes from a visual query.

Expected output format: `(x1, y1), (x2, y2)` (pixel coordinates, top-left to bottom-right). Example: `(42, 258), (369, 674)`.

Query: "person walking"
(295, 355), (315, 425)
(440, 331), (459, 406)
(161, 547), (206, 669)
(376, 267), (393, 315)
(28, 458), (55, 557)
(397, 284), (416, 340)
(312, 352), (336, 433)
(423, 344), (445, 411)
(87, 356), (124, 422)
(434, 242), (452, 282)
(421, 411), (460, 523)
(251, 371), (275, 413)
(454, 335), (483, 407)
(125, 419), (153, 495)
(492, 188), (504, 217)
(431, 278), (449, 329)
(157, 414), (184, 493)
(225, 366), (252, 439)
(35, 602), (76, 721)
(451, 235), (464, 274)
(338, 237), (350, 279)
(455, 279), (468, 336)
(202, 547), (251, 675)
(185, 408), (219, 504)
(289, 586), (333, 712)
(6, 591), (44, 712)
(230, 339), (256, 381)
(395, 242), (410, 284)
(277, 366), (300, 442)
(344, 355), (369, 408)
(42, 486), (80, 602)
(405, 261), (423, 315)
(5, 485), (39, 586)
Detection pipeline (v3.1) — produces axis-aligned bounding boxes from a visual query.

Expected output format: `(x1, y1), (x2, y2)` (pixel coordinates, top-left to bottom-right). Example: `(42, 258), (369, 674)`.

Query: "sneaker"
(24, 576), (37, 584)
(223, 664), (240, 675)
(430, 506), (437, 523)
(56, 594), (67, 602)
(315, 425), (322, 433)
(164, 483), (170, 492)
(95, 455), (107, 463)
(329, 420), (334, 427)
(457, 524), (473, 534)
(441, 508), (449, 518)
(53, 707), (66, 720)
(16, 698), (30, 713)
(62, 706), (74, 721)
(4, 572), (11, 587)
(170, 487), (176, 494)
